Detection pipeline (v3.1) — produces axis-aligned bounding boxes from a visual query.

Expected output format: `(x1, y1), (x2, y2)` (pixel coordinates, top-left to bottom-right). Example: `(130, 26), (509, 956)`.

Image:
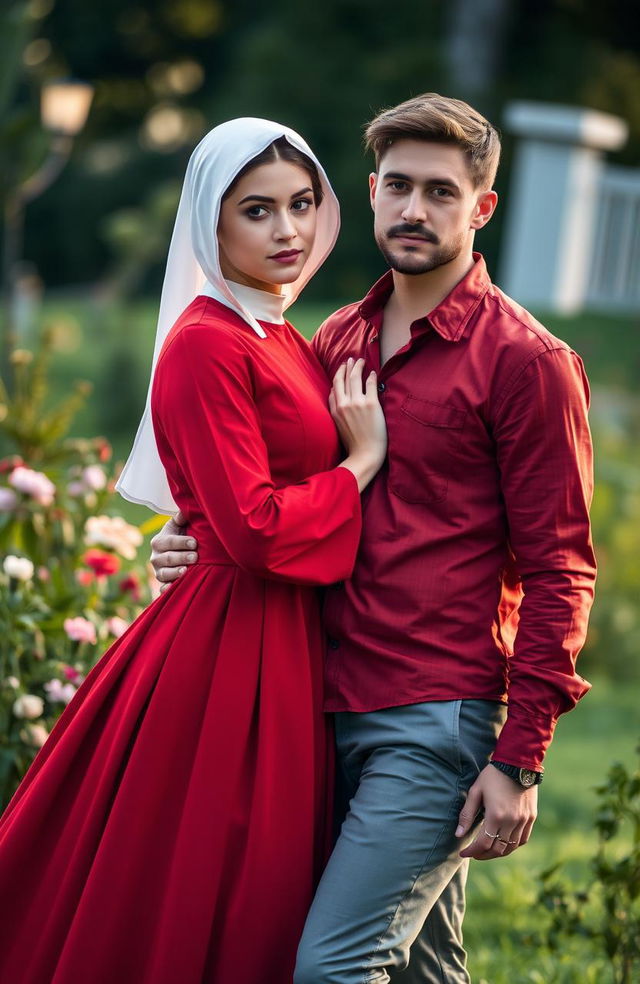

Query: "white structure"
(588, 165), (640, 311)
(499, 102), (629, 314)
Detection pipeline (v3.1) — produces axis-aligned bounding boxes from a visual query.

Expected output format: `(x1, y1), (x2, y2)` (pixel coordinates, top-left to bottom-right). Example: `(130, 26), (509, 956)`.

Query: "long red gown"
(0, 296), (362, 984)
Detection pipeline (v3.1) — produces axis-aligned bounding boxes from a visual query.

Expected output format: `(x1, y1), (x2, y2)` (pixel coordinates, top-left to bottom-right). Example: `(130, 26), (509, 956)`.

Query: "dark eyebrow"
(383, 171), (462, 194)
(237, 186), (313, 206)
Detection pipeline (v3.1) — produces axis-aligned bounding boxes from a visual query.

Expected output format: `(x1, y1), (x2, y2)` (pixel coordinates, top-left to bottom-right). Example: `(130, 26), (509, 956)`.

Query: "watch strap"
(490, 760), (543, 787)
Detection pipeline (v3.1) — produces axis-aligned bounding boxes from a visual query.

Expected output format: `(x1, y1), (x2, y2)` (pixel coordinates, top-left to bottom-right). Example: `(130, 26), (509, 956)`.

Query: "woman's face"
(217, 159), (318, 295)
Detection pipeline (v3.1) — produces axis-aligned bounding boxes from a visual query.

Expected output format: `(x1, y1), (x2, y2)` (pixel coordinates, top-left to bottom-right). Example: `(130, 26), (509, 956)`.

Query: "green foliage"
(100, 179), (181, 299)
(545, 313), (640, 683)
(4, 0), (638, 294)
(0, 326), (157, 810)
(0, 331), (93, 464)
(0, 2), (51, 206)
(538, 746), (640, 984)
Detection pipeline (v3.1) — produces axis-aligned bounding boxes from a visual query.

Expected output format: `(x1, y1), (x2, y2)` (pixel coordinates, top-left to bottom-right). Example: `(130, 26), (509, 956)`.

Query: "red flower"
(82, 548), (121, 579)
(0, 455), (24, 474)
(119, 572), (142, 602)
(96, 438), (112, 463)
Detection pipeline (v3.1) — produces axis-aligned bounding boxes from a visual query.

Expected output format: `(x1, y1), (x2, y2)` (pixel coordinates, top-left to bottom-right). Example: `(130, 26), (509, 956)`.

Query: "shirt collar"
(358, 252), (491, 343)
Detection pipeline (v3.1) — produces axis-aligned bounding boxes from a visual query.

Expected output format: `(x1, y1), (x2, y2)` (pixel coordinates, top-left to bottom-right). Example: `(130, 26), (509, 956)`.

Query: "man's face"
(369, 140), (496, 275)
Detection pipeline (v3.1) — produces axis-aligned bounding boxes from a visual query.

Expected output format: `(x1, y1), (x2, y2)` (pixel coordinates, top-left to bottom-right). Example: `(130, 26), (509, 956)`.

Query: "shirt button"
(377, 382), (386, 393)
(328, 638), (340, 650)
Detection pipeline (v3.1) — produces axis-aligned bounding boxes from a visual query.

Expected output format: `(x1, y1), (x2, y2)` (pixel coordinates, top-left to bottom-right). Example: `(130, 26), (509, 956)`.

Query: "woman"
(0, 118), (386, 984)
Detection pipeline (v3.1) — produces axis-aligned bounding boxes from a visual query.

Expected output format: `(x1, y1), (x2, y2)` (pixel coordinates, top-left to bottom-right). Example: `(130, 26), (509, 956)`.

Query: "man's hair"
(364, 93), (501, 189)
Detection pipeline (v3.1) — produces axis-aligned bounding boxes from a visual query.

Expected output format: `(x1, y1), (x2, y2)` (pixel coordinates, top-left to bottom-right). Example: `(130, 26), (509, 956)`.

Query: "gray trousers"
(294, 700), (506, 984)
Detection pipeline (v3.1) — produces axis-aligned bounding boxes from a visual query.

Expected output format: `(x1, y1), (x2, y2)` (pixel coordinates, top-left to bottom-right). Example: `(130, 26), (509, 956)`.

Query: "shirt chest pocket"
(389, 395), (467, 504)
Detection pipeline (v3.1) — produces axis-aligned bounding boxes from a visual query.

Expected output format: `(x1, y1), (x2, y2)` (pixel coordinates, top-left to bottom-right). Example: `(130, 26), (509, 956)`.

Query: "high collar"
(358, 252), (491, 342)
(201, 279), (286, 324)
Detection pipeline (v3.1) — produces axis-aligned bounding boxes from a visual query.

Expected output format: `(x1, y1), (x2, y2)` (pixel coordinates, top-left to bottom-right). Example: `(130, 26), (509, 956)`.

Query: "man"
(150, 94), (596, 983)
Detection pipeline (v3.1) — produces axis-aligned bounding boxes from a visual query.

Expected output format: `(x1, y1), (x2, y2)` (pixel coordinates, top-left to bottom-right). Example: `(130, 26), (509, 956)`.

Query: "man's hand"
(455, 764), (538, 861)
(150, 509), (199, 592)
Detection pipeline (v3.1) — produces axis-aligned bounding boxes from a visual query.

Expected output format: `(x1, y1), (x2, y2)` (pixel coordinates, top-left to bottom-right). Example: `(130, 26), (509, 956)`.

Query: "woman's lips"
(269, 250), (302, 264)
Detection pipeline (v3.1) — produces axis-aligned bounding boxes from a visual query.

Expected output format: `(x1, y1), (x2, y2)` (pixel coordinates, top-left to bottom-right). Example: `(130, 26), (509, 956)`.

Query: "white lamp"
(41, 80), (94, 137)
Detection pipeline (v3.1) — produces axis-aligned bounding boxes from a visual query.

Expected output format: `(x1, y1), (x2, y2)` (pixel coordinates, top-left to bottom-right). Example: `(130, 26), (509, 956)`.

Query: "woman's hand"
(150, 511), (198, 592)
(329, 358), (387, 492)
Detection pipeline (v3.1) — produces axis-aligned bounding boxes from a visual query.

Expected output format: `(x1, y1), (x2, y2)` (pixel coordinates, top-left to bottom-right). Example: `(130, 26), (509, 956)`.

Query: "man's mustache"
(387, 224), (439, 244)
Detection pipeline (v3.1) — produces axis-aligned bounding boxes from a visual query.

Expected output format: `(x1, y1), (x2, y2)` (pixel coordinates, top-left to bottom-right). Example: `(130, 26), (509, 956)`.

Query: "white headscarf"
(115, 117), (340, 515)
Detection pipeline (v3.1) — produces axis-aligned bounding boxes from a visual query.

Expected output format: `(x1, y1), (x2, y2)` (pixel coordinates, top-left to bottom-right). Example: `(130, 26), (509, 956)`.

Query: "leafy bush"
(0, 332), (159, 810)
(538, 744), (640, 984)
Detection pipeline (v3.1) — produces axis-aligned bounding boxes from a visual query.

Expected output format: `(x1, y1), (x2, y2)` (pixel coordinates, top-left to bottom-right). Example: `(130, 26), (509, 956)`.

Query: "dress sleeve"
(490, 347), (596, 770)
(152, 325), (362, 586)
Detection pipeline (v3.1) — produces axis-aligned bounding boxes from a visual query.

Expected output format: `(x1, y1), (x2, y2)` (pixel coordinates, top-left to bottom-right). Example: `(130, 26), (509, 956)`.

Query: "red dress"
(0, 296), (362, 984)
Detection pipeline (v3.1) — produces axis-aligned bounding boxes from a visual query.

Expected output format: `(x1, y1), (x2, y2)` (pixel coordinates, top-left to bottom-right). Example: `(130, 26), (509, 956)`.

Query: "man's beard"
(376, 224), (465, 275)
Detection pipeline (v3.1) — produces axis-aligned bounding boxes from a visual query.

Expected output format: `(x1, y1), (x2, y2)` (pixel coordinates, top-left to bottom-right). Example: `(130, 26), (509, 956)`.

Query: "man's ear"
(470, 189), (498, 231)
(369, 172), (378, 212)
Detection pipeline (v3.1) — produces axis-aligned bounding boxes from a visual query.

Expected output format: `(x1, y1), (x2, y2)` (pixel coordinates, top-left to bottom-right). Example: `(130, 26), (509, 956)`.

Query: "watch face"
(519, 769), (537, 787)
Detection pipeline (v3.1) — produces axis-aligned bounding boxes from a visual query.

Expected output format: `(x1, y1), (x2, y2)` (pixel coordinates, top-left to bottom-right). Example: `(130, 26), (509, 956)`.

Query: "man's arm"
(456, 345), (596, 860)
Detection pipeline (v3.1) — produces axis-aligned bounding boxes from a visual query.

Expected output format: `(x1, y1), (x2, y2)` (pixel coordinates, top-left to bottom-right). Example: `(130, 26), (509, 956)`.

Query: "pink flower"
(37, 566), (50, 581)
(82, 465), (107, 490)
(75, 569), (95, 587)
(0, 487), (18, 511)
(9, 466), (56, 507)
(84, 515), (142, 560)
(106, 616), (129, 639)
(44, 679), (77, 704)
(63, 617), (97, 645)
(67, 480), (87, 497)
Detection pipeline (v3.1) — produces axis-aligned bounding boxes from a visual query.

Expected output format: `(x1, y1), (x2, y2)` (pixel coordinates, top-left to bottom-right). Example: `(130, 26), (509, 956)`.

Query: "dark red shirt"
(313, 255), (596, 770)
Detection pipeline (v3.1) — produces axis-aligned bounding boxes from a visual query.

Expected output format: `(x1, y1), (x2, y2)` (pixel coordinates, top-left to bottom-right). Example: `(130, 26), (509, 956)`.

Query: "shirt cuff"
(492, 708), (558, 772)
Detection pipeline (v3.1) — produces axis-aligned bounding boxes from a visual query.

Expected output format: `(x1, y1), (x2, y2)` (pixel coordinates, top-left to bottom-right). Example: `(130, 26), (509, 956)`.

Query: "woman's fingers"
(332, 357), (377, 412)
(347, 358), (366, 401)
(365, 369), (378, 400)
(332, 359), (350, 405)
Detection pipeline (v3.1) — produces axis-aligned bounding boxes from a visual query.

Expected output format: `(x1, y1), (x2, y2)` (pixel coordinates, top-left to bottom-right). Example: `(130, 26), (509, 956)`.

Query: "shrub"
(0, 332), (159, 809)
(538, 743), (640, 984)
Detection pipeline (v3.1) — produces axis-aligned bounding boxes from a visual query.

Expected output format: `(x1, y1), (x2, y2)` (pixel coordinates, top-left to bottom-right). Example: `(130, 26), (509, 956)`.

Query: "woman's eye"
(291, 198), (313, 212)
(246, 205), (268, 218)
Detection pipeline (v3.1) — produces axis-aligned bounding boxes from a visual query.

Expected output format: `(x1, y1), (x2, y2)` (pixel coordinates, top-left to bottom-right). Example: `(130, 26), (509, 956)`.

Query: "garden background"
(1, 1), (639, 981)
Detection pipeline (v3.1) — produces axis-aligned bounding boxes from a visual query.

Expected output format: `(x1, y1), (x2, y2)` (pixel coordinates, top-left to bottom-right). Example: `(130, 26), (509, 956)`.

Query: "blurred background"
(1, 1), (639, 981)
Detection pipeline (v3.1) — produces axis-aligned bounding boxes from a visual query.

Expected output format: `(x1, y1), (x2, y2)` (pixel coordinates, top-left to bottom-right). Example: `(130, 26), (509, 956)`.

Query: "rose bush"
(0, 335), (160, 809)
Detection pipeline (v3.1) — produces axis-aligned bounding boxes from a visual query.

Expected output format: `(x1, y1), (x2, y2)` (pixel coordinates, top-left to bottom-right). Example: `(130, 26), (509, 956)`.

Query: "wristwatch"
(490, 760), (543, 788)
